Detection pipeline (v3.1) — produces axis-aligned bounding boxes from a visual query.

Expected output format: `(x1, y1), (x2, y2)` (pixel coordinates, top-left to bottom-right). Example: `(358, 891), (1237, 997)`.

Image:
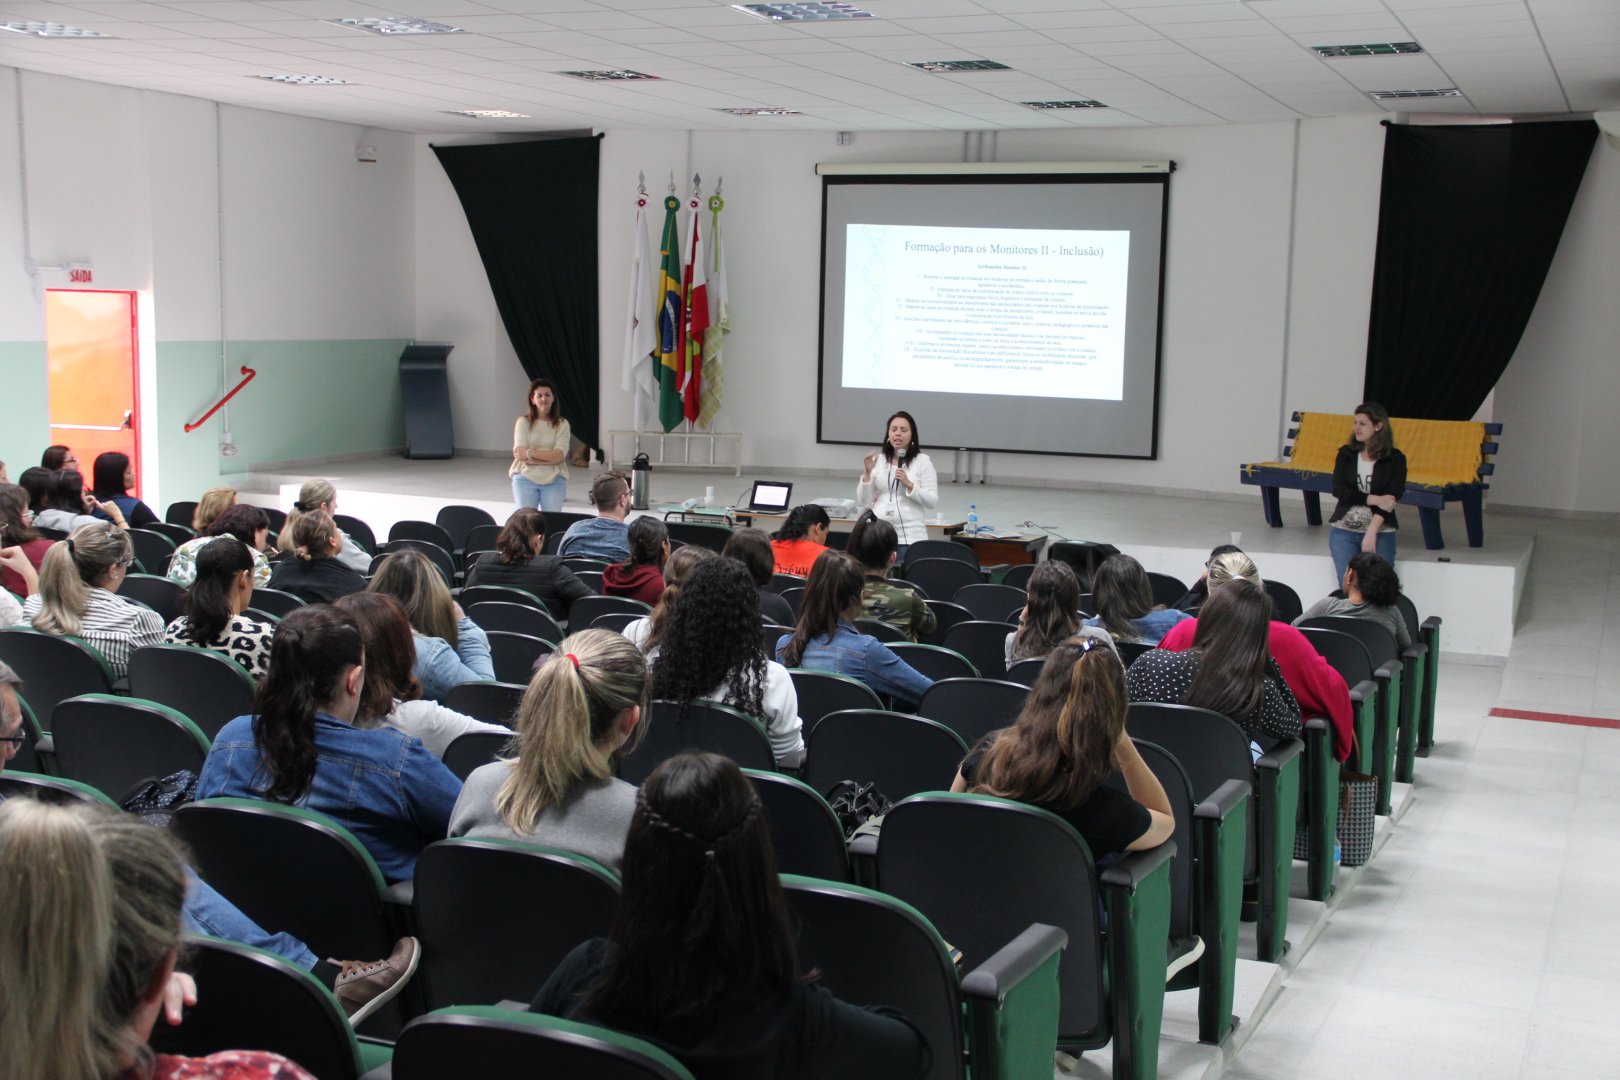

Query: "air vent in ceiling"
(909, 60), (1011, 73)
(1314, 42), (1423, 58)
(327, 17), (465, 35)
(733, 3), (876, 22)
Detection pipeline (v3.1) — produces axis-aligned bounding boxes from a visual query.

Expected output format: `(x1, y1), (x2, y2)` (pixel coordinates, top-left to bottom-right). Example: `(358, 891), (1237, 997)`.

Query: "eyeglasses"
(0, 734), (25, 749)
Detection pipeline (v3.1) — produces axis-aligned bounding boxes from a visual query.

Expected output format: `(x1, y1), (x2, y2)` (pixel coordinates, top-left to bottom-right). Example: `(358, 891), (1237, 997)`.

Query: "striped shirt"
(21, 587), (165, 678)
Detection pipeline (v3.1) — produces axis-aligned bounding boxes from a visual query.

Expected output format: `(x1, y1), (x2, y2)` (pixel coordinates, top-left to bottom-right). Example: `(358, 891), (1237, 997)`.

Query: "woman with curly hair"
(623, 544), (716, 656)
(652, 557), (804, 759)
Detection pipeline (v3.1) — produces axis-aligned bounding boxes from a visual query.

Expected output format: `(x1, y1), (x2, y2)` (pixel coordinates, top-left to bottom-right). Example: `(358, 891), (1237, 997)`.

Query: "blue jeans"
(184, 870), (318, 970)
(1329, 525), (1396, 588)
(513, 474), (567, 513)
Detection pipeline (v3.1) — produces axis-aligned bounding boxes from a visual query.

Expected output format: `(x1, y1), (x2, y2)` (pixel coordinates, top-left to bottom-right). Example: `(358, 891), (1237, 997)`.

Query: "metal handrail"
(184, 366), (257, 433)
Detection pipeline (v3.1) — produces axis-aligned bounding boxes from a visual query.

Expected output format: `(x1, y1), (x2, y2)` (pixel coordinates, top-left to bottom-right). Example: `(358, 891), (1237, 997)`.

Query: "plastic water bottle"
(966, 504), (978, 537)
(1333, 841), (1342, 866)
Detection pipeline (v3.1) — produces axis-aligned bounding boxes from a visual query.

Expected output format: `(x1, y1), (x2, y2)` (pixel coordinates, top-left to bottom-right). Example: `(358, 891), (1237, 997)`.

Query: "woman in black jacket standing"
(1327, 402), (1406, 587)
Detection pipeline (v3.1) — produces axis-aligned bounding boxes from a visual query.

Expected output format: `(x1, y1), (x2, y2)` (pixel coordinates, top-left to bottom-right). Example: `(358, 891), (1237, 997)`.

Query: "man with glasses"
(558, 471), (634, 562)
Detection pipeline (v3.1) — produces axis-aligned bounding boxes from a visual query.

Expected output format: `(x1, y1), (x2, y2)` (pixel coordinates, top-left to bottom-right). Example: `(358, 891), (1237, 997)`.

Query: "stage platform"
(239, 454), (1534, 661)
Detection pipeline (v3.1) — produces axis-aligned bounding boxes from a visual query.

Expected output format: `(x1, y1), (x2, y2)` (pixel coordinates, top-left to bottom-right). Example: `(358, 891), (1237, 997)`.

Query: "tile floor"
(248, 458), (1620, 1078)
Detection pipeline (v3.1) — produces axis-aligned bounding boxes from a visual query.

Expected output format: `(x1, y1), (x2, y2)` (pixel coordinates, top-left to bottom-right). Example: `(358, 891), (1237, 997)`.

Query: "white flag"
(620, 195), (660, 431)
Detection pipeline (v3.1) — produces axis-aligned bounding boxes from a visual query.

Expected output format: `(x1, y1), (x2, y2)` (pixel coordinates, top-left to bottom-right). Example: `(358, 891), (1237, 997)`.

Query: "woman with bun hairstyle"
(162, 538), (277, 680)
(954, 636), (1174, 858)
(88, 451), (158, 528)
(511, 377), (572, 513)
(167, 503), (274, 589)
(22, 521), (162, 678)
(450, 629), (648, 871)
(856, 410), (938, 552)
(265, 510), (366, 604)
(197, 604), (462, 883)
(464, 507), (593, 615)
(603, 516), (668, 606)
(845, 510), (934, 642)
(531, 753), (930, 1078)
(1328, 402), (1406, 585)
(276, 479), (371, 573)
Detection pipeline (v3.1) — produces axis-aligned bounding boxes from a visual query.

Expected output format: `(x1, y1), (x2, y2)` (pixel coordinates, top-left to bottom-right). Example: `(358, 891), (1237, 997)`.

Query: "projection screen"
(817, 163), (1171, 459)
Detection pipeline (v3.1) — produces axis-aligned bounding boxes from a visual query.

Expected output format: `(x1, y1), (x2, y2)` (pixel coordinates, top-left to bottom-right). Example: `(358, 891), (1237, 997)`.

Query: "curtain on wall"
(434, 134), (603, 453)
(1363, 120), (1596, 419)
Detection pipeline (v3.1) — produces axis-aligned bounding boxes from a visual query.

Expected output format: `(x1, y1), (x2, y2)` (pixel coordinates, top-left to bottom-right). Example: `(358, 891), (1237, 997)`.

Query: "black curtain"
(1363, 120), (1596, 419)
(434, 135), (602, 452)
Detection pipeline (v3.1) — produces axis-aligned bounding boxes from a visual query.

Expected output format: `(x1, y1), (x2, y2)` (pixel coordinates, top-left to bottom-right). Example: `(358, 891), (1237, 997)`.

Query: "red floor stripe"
(1489, 707), (1620, 730)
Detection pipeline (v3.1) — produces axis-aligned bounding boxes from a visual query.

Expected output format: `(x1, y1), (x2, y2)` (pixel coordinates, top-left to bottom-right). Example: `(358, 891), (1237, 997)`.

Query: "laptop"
(743, 480), (793, 513)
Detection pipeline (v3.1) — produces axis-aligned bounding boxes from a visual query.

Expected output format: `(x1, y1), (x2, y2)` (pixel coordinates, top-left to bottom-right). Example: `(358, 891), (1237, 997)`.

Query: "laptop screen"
(749, 481), (793, 512)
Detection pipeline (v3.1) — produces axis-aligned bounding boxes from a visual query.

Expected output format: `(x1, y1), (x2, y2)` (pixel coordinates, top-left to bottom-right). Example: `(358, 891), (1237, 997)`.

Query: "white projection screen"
(817, 165), (1171, 459)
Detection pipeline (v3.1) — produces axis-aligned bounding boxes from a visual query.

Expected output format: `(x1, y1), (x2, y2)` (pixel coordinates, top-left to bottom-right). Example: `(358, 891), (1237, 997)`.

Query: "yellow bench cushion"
(1252, 412), (1485, 487)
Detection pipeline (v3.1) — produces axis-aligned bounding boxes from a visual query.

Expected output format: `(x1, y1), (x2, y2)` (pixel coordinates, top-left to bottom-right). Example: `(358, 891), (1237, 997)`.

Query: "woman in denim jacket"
(776, 550), (933, 709)
(196, 604), (462, 883)
(368, 549), (494, 702)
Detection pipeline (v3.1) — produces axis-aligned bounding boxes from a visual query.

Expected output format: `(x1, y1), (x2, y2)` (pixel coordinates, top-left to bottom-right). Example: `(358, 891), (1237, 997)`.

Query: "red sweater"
(0, 538), (53, 597)
(1158, 619), (1353, 762)
(602, 563), (665, 606)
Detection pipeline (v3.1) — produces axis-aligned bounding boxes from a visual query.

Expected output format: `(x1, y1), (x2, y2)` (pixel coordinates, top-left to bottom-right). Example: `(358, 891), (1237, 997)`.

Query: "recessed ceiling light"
(1368, 88), (1462, 100)
(718, 106), (803, 116)
(909, 60), (1011, 73)
(326, 17), (465, 35)
(253, 74), (353, 85)
(559, 69), (660, 81)
(1022, 100), (1109, 110)
(733, 3), (876, 22)
(447, 109), (530, 119)
(1314, 42), (1423, 58)
(0, 21), (110, 38)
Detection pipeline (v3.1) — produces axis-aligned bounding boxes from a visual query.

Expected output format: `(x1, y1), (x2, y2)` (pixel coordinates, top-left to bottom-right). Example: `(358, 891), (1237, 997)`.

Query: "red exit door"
(45, 290), (140, 492)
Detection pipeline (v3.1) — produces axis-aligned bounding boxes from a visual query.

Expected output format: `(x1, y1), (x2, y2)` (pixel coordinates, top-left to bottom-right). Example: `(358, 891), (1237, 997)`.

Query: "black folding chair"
(888, 642), (979, 681)
(436, 505), (497, 555)
(118, 574), (187, 624)
(941, 620), (1017, 680)
(50, 694), (211, 803)
(916, 678), (1029, 748)
(441, 729), (517, 781)
(616, 699), (775, 785)
(0, 628), (115, 727)
(443, 681), (527, 726)
(127, 528), (177, 576)
(128, 644), (257, 740)
(466, 602), (563, 644)
(744, 769), (850, 883)
(333, 514), (378, 556)
(485, 631), (551, 683)
(920, 600), (974, 647)
(568, 595), (652, 630)
(805, 709), (968, 802)
(250, 587), (305, 618)
(387, 1009), (692, 1080)
(786, 668), (883, 730)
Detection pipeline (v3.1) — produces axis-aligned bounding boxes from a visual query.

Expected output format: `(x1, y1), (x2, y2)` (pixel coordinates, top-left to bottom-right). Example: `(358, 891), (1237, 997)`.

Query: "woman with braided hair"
(652, 557), (804, 759)
(450, 629), (649, 872)
(531, 753), (929, 1078)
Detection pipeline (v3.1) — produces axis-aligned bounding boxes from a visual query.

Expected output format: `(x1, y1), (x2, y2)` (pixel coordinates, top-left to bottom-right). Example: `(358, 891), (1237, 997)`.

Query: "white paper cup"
(1230, 531), (1242, 548)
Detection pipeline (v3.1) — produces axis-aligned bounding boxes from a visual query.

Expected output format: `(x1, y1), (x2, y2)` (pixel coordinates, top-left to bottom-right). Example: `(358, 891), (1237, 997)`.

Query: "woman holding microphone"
(856, 411), (937, 556)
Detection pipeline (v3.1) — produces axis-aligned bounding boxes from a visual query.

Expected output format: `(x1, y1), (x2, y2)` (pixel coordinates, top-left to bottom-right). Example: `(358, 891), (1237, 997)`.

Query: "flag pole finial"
(667, 171), (676, 195)
(637, 171), (646, 195)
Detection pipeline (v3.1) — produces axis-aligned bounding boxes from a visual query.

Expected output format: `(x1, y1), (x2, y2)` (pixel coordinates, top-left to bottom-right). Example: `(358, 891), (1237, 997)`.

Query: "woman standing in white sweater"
(856, 410), (938, 553)
(511, 377), (572, 513)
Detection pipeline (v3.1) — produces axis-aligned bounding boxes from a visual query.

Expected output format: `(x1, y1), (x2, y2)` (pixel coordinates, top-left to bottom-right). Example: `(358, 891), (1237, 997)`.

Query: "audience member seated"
(654, 558), (804, 760)
(776, 551), (932, 709)
(1295, 552), (1411, 649)
(0, 483), (53, 596)
(1159, 551), (1352, 762)
(336, 592), (509, 758)
(162, 538), (276, 681)
(189, 487), (239, 533)
(531, 753), (929, 1079)
(40, 444), (78, 471)
(0, 798), (323, 1080)
(1127, 579), (1303, 746)
(1007, 560), (1113, 666)
(88, 452), (159, 529)
(21, 522), (163, 679)
(464, 507), (592, 614)
(197, 605), (462, 883)
(603, 517), (668, 606)
(0, 662), (417, 1027)
(558, 472), (632, 562)
(277, 479), (370, 573)
(265, 510), (366, 604)
(167, 503), (273, 589)
(449, 629), (647, 872)
(36, 470), (124, 534)
(622, 545), (716, 657)
(0, 570), (22, 626)
(720, 527), (795, 626)
(847, 511), (935, 642)
(1085, 553), (1192, 645)
(17, 467), (52, 519)
(369, 550), (494, 701)
(768, 504), (831, 578)
(954, 636), (1175, 858)
(1168, 543), (1243, 614)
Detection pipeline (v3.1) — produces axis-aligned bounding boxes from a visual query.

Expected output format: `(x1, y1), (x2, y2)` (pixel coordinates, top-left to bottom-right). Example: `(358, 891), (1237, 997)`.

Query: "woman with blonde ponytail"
(277, 479), (370, 572)
(0, 799), (316, 1080)
(952, 636), (1174, 859)
(265, 509), (366, 603)
(449, 629), (648, 872)
(21, 521), (163, 678)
